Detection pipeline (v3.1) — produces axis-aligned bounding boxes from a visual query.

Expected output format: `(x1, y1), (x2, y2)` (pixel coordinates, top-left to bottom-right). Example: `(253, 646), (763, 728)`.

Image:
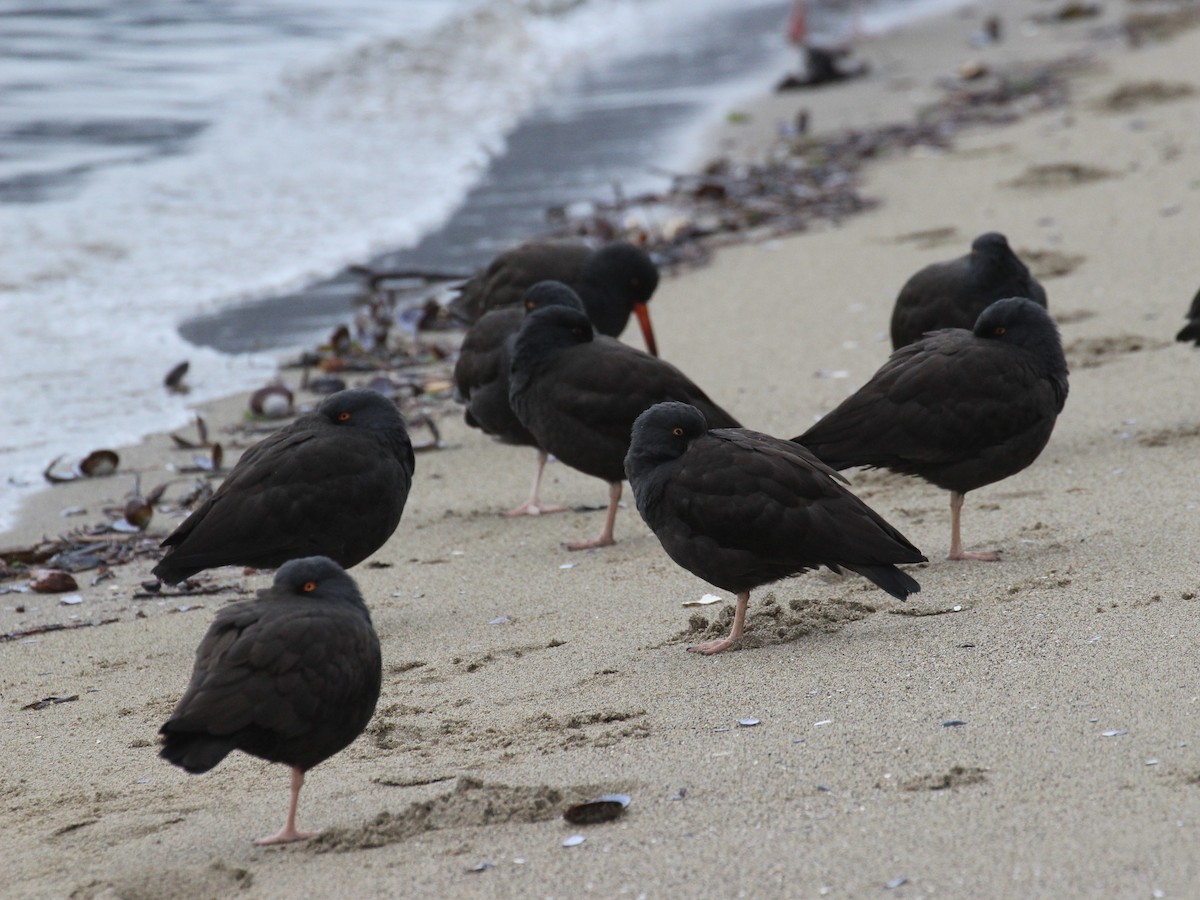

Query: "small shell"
(123, 497), (153, 530)
(31, 569), (79, 593)
(957, 60), (988, 80)
(250, 384), (294, 418)
(561, 834), (587, 848)
(563, 794), (631, 825)
(79, 450), (119, 477)
(328, 324), (352, 354)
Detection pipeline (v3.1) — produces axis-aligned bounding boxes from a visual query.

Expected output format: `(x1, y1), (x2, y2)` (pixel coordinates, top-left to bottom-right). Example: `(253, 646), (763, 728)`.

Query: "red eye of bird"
(993, 326), (1007, 337)
(337, 411), (351, 422)
(302, 580), (317, 592)
(672, 426), (684, 436)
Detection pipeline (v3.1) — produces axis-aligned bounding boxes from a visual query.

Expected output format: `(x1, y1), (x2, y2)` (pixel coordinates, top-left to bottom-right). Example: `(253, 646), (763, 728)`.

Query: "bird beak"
(634, 302), (658, 357)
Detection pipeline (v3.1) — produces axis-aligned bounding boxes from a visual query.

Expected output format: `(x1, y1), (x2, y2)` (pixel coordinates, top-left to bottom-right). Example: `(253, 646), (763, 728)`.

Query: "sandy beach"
(5, 1), (1200, 897)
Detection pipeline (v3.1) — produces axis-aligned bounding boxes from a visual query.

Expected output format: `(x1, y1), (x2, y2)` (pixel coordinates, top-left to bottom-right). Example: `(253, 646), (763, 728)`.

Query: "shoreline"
(0, 0), (1121, 549)
(7, 1), (1200, 896)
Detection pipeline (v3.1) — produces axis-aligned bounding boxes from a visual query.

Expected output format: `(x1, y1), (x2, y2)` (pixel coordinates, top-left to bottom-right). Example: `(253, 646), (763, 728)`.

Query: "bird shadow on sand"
(312, 777), (622, 852)
(673, 590), (880, 652)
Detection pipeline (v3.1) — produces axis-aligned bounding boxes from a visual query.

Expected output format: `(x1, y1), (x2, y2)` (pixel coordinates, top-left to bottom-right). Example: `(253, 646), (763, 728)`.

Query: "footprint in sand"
(900, 765), (988, 792)
(1020, 248), (1086, 281)
(1136, 423), (1200, 448)
(889, 226), (961, 250)
(1065, 334), (1171, 369)
(313, 777), (620, 852)
(1007, 162), (1117, 190)
(680, 592), (880, 652)
(1097, 80), (1196, 113)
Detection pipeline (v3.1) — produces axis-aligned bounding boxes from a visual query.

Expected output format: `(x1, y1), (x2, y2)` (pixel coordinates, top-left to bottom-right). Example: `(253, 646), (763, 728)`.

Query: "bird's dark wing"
(453, 309), (535, 443)
(451, 244), (589, 321)
(890, 258), (975, 348)
(454, 308), (520, 402)
(521, 339), (738, 482)
(160, 599), (381, 771)
(644, 430), (922, 593)
(1177, 287), (1200, 345)
(799, 331), (1059, 480)
(156, 424), (410, 579)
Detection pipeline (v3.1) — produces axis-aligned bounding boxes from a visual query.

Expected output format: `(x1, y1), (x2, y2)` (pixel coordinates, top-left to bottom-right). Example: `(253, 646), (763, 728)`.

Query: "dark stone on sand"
(890, 232), (1047, 350)
(509, 305), (739, 549)
(797, 297), (1068, 561)
(626, 402), (925, 654)
(152, 389), (414, 585)
(159, 556), (382, 844)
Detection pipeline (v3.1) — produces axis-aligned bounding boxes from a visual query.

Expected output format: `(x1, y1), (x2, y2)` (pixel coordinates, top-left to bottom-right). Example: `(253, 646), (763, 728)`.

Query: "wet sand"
(6, 1), (1200, 897)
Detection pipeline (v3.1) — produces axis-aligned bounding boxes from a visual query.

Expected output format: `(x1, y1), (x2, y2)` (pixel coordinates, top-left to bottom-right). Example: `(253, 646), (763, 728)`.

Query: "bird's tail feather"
(846, 564), (921, 601)
(159, 731), (236, 774)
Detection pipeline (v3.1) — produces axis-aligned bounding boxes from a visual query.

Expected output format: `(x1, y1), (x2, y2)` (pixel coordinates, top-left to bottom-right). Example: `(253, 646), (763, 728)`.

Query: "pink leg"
(689, 591), (749, 655)
(254, 767), (319, 846)
(946, 491), (999, 561)
(505, 449), (567, 517)
(565, 482), (621, 551)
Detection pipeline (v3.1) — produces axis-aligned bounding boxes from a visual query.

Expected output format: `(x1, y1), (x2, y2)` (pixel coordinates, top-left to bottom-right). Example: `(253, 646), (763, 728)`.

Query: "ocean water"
(0, 0), (956, 534)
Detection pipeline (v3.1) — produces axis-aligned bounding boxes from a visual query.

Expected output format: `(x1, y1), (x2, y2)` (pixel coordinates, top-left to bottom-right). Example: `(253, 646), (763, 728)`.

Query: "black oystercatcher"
(797, 298), (1068, 561)
(153, 389), (414, 585)
(1176, 286), (1200, 345)
(159, 556), (382, 845)
(509, 305), (739, 550)
(449, 240), (659, 355)
(452, 281), (582, 516)
(890, 232), (1047, 350)
(626, 402), (925, 655)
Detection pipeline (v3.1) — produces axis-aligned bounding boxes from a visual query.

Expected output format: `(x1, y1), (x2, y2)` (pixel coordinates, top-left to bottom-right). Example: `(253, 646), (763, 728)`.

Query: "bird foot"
(687, 638), (737, 655)
(503, 501), (568, 518)
(253, 826), (320, 846)
(564, 535), (615, 551)
(947, 549), (1000, 562)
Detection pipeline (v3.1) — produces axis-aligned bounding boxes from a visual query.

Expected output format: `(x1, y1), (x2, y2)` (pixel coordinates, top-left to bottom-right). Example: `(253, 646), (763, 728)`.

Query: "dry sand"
(5, 1), (1200, 897)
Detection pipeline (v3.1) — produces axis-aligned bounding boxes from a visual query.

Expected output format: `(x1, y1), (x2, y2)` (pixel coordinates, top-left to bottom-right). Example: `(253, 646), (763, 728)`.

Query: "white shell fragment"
(562, 834), (586, 848)
(738, 717), (761, 727)
(683, 593), (722, 607)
